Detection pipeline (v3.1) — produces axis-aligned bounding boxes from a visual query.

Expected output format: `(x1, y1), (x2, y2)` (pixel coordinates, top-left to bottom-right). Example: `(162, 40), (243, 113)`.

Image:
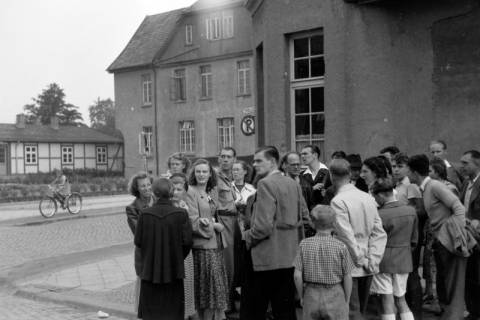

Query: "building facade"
(0, 115), (124, 175)
(246, 0), (480, 161)
(109, 0), (255, 178)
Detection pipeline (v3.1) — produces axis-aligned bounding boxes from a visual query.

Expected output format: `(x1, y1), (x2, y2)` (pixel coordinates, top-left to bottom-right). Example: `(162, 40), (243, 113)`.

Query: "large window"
(222, 15), (234, 38)
(171, 69), (186, 101)
(237, 60), (251, 96)
(200, 65), (212, 98)
(290, 33), (325, 156)
(96, 146), (107, 164)
(206, 17), (221, 40)
(25, 145), (37, 164)
(179, 121), (195, 153)
(142, 74), (152, 105)
(61, 145), (73, 164)
(217, 118), (234, 151)
(141, 126), (153, 156)
(206, 13), (234, 40)
(292, 34), (324, 80)
(185, 24), (193, 45)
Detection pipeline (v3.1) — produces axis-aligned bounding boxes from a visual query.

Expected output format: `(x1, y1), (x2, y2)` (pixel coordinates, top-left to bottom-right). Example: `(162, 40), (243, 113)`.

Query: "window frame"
(217, 118), (234, 152)
(185, 24), (193, 45)
(206, 16), (221, 40)
(141, 74), (153, 106)
(289, 32), (325, 82)
(171, 68), (186, 102)
(61, 145), (74, 165)
(222, 15), (234, 38)
(141, 126), (153, 156)
(179, 121), (195, 154)
(200, 65), (212, 99)
(24, 144), (38, 165)
(237, 60), (251, 96)
(96, 145), (107, 164)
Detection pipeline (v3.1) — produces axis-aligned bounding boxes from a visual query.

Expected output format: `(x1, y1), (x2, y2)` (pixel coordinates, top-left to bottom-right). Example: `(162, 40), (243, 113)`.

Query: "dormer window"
(185, 24), (193, 45)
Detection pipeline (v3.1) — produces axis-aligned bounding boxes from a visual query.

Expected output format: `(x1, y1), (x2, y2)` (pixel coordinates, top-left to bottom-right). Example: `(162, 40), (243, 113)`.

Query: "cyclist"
(50, 169), (71, 208)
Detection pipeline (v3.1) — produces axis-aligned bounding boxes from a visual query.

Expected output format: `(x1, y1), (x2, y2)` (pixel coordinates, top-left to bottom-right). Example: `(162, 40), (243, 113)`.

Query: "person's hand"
(313, 183), (324, 191)
(471, 219), (480, 230)
(199, 218), (210, 227)
(213, 222), (224, 232)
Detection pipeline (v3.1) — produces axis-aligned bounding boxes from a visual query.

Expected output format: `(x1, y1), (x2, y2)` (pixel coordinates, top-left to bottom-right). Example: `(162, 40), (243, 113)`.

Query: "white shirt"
(303, 162), (328, 180)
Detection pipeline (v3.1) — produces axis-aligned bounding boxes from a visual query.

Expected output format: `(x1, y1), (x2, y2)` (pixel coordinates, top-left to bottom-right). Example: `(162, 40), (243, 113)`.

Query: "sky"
(0, 0), (196, 125)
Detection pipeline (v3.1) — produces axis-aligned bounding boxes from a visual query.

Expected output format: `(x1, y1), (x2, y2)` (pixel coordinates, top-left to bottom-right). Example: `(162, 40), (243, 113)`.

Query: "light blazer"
(378, 201), (418, 274)
(331, 184), (387, 277)
(244, 171), (308, 271)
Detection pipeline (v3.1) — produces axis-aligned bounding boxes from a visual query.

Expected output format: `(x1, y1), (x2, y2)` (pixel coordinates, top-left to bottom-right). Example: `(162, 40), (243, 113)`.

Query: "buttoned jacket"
(378, 201), (418, 274)
(126, 197), (152, 276)
(331, 184), (387, 277)
(245, 171), (307, 271)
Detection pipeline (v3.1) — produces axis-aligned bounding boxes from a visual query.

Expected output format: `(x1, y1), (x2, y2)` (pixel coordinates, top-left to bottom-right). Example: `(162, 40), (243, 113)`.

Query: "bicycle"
(39, 185), (83, 218)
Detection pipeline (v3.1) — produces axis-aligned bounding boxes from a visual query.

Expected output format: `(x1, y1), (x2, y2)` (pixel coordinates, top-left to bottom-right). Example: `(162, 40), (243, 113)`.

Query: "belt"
(217, 210), (237, 217)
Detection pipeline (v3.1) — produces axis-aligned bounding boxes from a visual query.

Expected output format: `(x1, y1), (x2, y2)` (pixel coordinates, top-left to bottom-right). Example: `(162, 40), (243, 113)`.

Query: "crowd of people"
(125, 140), (480, 320)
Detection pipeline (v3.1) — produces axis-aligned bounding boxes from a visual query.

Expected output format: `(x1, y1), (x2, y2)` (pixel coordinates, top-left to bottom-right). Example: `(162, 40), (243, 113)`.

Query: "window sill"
(236, 93), (251, 97)
(174, 100), (187, 104)
(141, 104), (152, 108)
(199, 97), (212, 101)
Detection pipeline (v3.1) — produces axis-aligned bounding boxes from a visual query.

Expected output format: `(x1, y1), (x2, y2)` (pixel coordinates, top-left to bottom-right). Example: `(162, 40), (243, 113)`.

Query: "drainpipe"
(152, 64), (160, 176)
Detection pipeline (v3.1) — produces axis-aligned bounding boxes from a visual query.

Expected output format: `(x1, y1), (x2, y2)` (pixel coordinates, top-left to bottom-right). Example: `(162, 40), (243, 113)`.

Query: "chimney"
(16, 114), (25, 129)
(50, 116), (59, 130)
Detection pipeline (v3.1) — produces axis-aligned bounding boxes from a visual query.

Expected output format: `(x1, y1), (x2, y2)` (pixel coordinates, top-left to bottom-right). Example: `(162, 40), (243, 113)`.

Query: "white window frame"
(200, 65), (212, 98)
(185, 24), (193, 45)
(217, 118), (234, 151)
(222, 15), (234, 38)
(179, 121), (195, 154)
(25, 145), (37, 165)
(142, 74), (152, 105)
(206, 17), (221, 40)
(171, 69), (186, 101)
(290, 32), (324, 82)
(237, 60), (251, 96)
(96, 145), (107, 164)
(61, 145), (73, 165)
(140, 126), (153, 156)
(289, 32), (325, 154)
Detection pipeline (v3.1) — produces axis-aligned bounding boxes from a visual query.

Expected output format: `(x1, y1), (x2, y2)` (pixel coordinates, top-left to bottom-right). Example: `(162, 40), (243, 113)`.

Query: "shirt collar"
(420, 176), (431, 191)
(444, 159), (451, 168)
(303, 162), (328, 177)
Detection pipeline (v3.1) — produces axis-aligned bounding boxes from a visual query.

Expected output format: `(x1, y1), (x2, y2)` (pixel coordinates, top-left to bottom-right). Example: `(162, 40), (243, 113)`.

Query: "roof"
(0, 124), (123, 144)
(188, 0), (245, 12)
(107, 9), (184, 73)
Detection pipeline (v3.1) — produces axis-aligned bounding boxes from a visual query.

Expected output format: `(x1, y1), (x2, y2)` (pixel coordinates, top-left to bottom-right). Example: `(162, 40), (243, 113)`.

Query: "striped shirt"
(293, 234), (354, 285)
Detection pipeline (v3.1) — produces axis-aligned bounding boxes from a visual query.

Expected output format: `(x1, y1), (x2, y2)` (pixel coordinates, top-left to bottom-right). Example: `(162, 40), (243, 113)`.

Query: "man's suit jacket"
(378, 201), (418, 274)
(447, 163), (464, 191)
(460, 177), (480, 221)
(300, 167), (330, 210)
(244, 171), (307, 271)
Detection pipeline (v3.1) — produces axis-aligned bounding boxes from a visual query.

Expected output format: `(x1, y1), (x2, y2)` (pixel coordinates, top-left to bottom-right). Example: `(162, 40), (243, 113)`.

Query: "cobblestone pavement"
(0, 213), (132, 273)
(0, 292), (128, 320)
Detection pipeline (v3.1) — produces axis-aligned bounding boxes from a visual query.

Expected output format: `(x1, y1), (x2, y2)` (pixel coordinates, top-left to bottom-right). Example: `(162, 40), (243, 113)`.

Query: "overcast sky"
(0, 0), (196, 125)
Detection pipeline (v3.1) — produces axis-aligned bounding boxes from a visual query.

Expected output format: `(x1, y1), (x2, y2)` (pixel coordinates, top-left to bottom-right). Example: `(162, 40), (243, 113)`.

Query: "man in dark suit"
(242, 146), (308, 320)
(429, 140), (463, 190)
(300, 145), (329, 209)
(460, 150), (480, 320)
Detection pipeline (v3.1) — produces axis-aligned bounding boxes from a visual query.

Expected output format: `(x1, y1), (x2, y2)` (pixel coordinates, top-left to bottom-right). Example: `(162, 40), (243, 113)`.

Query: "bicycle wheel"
(66, 193), (82, 214)
(39, 197), (57, 218)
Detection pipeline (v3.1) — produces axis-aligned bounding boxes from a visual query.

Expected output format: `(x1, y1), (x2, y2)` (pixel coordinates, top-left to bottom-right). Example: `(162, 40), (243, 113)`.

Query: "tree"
(23, 83), (84, 126)
(89, 98), (115, 129)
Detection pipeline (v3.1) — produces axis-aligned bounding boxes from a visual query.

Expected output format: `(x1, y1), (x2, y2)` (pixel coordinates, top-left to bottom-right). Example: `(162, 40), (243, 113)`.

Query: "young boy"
(370, 178), (418, 320)
(293, 205), (354, 320)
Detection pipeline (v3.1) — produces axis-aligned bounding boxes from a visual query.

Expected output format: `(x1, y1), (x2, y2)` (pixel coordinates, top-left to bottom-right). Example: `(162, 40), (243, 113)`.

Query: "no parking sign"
(241, 115), (255, 136)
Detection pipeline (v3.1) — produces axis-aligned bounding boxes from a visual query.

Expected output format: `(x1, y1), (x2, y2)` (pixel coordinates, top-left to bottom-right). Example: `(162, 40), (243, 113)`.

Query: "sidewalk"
(0, 194), (134, 222)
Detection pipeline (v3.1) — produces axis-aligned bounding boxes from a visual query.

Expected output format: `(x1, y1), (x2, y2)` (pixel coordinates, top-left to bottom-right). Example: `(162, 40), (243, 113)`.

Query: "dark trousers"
(466, 250), (480, 317)
(240, 252), (296, 320)
(433, 241), (467, 320)
(349, 276), (372, 320)
(406, 233), (424, 320)
(138, 279), (184, 320)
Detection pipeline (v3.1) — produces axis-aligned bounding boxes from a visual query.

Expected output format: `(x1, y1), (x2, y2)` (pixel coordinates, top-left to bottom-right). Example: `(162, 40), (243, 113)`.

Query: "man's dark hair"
(370, 177), (395, 195)
(377, 155), (393, 175)
(152, 178), (174, 200)
(220, 147), (237, 157)
(392, 153), (409, 165)
(380, 146), (400, 156)
(430, 157), (447, 180)
(407, 154), (430, 176)
(255, 146), (280, 163)
(346, 154), (362, 170)
(303, 144), (321, 158)
(331, 150), (347, 159)
(464, 150), (480, 167)
(430, 140), (447, 150)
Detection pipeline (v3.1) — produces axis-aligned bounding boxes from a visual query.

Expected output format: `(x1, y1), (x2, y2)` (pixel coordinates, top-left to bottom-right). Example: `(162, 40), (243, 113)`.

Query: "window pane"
(295, 115), (310, 137)
(310, 35), (324, 55)
(294, 38), (309, 58)
(312, 114), (325, 135)
(294, 89), (309, 114)
(294, 59), (309, 79)
(311, 87), (324, 112)
(311, 57), (325, 77)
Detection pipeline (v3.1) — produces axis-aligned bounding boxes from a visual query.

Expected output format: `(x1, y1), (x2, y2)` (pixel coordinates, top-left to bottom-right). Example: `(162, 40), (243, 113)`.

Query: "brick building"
(246, 0), (480, 161)
(108, 0), (255, 177)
